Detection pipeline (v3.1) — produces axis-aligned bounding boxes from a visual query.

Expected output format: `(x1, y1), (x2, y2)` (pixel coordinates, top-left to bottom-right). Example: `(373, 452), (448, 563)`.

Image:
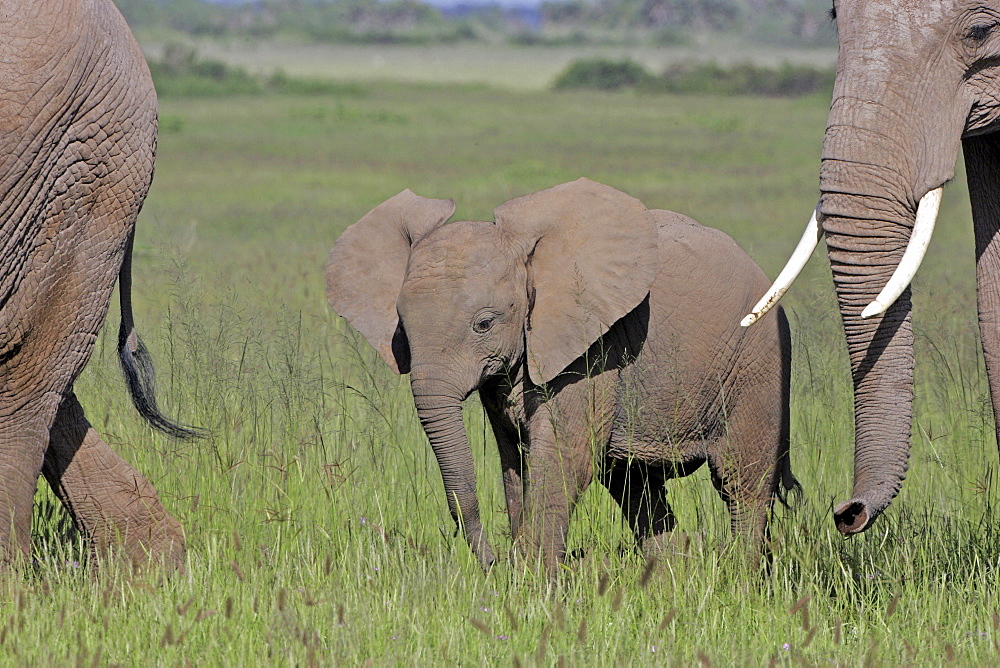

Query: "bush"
(551, 57), (835, 97)
(552, 58), (656, 91)
(148, 45), (364, 98)
(658, 61), (835, 97)
(147, 45), (262, 97)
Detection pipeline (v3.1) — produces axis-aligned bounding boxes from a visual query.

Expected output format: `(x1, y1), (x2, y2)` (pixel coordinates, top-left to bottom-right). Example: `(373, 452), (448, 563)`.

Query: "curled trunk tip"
(833, 498), (873, 535)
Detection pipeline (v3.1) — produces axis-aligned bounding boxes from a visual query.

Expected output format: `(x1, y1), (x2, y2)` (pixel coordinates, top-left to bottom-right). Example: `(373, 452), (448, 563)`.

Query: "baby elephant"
(326, 178), (796, 573)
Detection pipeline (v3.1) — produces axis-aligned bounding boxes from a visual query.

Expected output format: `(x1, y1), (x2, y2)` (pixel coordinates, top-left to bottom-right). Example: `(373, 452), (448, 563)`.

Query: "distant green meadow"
(138, 37), (838, 91)
(2, 58), (999, 665)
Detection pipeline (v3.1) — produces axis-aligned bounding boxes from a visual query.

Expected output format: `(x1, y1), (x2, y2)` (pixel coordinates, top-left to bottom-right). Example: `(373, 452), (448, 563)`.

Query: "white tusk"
(860, 187), (943, 319)
(741, 206), (823, 327)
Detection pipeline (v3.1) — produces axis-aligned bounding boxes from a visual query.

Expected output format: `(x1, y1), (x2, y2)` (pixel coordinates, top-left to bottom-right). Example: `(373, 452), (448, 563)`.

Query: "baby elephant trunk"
(410, 378), (495, 569)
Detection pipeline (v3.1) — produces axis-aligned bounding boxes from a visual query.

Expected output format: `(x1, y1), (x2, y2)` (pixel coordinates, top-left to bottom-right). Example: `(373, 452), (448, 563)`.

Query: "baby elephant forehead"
(406, 220), (503, 278)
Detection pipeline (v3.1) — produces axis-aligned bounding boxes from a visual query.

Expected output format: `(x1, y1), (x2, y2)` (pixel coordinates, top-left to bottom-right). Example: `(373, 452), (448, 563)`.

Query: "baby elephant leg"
(41, 392), (186, 570)
(708, 398), (783, 569)
(516, 418), (593, 575)
(602, 460), (675, 558)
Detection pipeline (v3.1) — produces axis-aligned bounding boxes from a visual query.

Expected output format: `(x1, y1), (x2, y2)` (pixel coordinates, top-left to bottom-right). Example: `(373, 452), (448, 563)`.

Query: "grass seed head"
(535, 625), (549, 664)
(468, 617), (491, 636)
(597, 572), (609, 596)
(195, 609), (217, 622)
(886, 591), (900, 619)
(504, 604), (519, 632)
(177, 597), (194, 616)
(640, 557), (657, 587)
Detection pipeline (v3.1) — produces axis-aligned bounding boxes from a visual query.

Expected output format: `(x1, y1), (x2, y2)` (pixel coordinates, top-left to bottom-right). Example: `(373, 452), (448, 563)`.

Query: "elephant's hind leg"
(707, 399), (783, 569)
(601, 459), (676, 558)
(0, 392), (62, 567)
(42, 392), (186, 571)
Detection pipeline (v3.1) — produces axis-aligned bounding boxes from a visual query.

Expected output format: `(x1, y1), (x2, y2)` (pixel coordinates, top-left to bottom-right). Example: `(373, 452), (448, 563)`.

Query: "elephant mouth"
(740, 187), (944, 328)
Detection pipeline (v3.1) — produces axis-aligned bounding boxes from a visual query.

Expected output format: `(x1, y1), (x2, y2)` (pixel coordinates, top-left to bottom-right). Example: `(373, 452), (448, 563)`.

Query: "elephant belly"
(607, 384), (720, 467)
(607, 325), (740, 466)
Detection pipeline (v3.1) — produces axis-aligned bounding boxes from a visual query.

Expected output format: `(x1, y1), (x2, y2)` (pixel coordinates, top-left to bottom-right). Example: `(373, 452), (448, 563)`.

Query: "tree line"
(117, 0), (836, 47)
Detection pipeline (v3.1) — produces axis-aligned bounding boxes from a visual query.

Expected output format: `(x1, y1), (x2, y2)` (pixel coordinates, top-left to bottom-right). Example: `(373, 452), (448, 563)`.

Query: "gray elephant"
(744, 1), (1000, 536)
(0, 0), (200, 569)
(326, 179), (797, 572)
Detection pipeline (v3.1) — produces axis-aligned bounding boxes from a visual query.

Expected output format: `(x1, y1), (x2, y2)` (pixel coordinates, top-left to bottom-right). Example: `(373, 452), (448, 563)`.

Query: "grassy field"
(138, 35), (838, 91)
(2, 65), (999, 664)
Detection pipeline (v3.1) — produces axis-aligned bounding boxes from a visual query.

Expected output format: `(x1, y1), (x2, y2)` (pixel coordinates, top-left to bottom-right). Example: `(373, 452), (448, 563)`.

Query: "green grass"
(137, 35), (837, 91)
(2, 75), (998, 664)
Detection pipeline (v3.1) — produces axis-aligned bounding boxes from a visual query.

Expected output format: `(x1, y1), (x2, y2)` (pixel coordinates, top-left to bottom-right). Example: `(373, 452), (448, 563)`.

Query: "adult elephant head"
(745, 1), (1000, 535)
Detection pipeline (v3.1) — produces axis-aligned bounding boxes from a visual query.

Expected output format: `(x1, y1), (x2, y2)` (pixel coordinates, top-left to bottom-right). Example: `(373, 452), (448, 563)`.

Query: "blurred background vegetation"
(131, 0), (838, 97)
(117, 0), (837, 48)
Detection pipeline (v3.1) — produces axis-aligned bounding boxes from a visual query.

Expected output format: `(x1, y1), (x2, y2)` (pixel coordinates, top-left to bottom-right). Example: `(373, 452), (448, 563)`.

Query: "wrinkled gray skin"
(327, 179), (797, 573)
(817, 1), (1000, 535)
(0, 0), (199, 569)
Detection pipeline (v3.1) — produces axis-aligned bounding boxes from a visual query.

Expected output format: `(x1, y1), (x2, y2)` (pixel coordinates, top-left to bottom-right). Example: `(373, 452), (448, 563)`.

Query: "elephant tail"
(117, 233), (206, 440)
(775, 305), (801, 507)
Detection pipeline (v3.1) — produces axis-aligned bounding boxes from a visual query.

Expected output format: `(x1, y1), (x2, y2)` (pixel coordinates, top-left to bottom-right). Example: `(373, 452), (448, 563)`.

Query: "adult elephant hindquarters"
(0, 0), (199, 569)
(327, 179), (797, 574)
(746, 1), (1000, 534)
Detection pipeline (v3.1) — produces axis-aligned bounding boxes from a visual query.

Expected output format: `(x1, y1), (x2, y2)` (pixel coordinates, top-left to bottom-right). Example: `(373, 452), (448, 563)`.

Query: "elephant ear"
(326, 190), (456, 373)
(494, 178), (659, 385)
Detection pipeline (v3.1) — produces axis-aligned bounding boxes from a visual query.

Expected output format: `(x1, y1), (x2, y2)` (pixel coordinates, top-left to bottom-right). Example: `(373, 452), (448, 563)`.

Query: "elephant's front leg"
(482, 392), (525, 540)
(517, 375), (615, 574)
(42, 392), (186, 570)
(497, 435), (525, 540)
(964, 133), (1000, 452)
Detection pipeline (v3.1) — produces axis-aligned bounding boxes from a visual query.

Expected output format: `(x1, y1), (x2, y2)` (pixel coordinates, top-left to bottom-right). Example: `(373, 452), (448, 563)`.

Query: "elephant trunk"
(819, 161), (921, 535)
(807, 10), (969, 536)
(410, 374), (496, 569)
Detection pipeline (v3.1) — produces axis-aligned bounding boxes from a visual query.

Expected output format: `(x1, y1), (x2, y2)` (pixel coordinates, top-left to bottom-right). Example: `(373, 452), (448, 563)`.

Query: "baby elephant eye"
(473, 316), (495, 334)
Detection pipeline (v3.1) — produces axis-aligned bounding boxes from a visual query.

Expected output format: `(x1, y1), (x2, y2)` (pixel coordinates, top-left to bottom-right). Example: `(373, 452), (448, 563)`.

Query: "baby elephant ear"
(326, 190), (456, 372)
(494, 178), (659, 385)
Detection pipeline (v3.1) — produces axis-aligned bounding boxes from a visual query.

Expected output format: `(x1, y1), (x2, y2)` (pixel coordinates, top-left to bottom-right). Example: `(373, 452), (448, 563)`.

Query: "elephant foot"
(641, 530), (703, 560)
(90, 509), (187, 573)
(509, 535), (562, 579)
(43, 394), (187, 573)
